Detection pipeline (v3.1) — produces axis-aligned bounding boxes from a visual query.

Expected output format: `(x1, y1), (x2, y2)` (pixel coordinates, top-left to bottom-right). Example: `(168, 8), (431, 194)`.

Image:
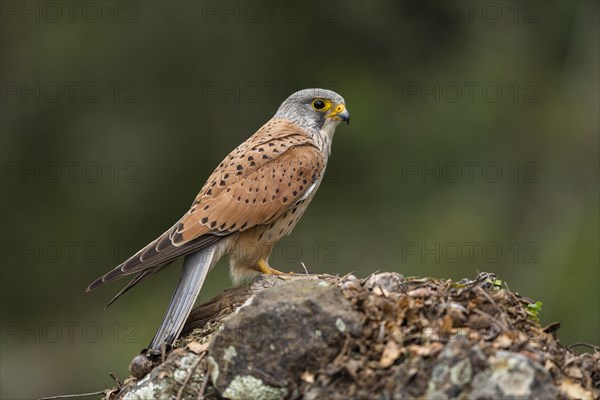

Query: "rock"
(420, 341), (557, 399)
(110, 273), (600, 400)
(470, 350), (557, 399)
(129, 354), (153, 379)
(364, 272), (404, 293)
(207, 279), (362, 400)
(120, 349), (206, 400)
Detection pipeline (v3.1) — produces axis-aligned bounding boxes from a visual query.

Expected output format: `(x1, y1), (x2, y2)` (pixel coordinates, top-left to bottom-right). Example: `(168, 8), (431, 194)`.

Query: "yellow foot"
(257, 259), (284, 275)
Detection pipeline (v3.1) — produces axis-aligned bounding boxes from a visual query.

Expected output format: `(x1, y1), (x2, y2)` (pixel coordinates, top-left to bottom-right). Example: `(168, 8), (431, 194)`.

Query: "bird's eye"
(312, 99), (326, 110)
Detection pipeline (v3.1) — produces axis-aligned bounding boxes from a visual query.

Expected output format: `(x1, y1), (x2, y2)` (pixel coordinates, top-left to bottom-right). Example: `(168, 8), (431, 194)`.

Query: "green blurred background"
(1, 1), (598, 398)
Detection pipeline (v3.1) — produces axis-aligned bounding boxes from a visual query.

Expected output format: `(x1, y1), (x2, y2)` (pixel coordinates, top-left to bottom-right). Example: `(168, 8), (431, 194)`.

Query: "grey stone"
(470, 350), (557, 399)
(208, 279), (362, 400)
(423, 341), (557, 399)
(364, 272), (405, 293)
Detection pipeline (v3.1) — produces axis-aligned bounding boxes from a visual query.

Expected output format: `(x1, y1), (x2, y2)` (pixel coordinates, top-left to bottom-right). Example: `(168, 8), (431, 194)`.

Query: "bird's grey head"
(274, 88), (350, 134)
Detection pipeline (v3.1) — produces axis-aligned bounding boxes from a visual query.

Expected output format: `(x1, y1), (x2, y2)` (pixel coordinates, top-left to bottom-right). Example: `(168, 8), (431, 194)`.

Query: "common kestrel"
(87, 88), (349, 350)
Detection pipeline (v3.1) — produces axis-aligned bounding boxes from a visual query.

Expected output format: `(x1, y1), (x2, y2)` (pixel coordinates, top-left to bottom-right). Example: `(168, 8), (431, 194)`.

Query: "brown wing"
(172, 140), (325, 243)
(87, 118), (324, 292)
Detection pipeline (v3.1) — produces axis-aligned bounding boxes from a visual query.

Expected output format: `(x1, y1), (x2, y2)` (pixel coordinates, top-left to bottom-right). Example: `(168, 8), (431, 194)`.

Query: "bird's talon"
(258, 259), (284, 275)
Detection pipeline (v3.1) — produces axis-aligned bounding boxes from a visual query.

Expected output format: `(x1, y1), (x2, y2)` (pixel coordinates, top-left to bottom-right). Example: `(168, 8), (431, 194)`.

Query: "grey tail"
(148, 245), (216, 350)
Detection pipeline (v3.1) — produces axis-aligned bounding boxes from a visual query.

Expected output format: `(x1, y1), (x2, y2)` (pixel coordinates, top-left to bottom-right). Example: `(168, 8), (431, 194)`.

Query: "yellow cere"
(326, 103), (346, 119)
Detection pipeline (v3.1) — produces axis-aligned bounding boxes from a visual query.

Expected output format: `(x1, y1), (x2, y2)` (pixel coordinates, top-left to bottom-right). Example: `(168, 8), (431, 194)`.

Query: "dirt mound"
(113, 272), (599, 400)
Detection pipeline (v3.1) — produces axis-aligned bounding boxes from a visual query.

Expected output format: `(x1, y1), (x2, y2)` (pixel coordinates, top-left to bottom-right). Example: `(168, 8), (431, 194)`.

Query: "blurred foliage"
(1, 1), (598, 398)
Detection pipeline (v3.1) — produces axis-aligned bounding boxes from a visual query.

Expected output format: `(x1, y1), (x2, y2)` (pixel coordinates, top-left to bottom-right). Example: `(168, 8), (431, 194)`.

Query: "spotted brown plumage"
(175, 121), (325, 242)
(87, 88), (349, 350)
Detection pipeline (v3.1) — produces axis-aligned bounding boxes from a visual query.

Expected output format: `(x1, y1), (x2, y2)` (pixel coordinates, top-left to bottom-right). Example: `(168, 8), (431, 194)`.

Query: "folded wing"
(86, 119), (325, 301)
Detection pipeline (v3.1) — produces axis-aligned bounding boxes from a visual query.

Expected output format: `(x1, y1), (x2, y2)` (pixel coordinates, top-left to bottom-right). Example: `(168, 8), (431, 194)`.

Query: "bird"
(87, 88), (349, 351)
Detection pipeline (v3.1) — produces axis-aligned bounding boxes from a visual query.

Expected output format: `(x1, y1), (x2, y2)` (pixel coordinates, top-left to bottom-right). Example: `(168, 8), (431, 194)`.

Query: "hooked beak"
(326, 103), (350, 125)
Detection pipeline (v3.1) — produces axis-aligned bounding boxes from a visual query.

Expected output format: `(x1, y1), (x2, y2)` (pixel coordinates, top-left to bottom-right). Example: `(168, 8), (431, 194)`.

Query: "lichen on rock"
(221, 375), (287, 400)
